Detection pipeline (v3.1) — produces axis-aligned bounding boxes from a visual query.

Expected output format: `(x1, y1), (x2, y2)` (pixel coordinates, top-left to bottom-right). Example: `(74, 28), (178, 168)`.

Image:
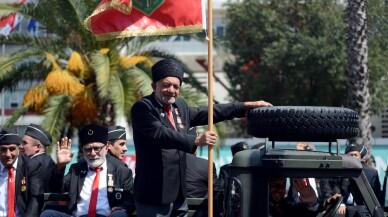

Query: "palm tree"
(345, 0), (373, 151)
(0, 0), (207, 145)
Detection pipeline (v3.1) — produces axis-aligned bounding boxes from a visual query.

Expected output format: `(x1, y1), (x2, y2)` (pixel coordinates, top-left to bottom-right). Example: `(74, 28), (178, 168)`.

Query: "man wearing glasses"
(40, 124), (135, 217)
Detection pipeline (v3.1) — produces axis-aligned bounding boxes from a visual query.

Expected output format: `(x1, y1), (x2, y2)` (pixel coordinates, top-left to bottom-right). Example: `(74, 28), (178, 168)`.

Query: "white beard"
(85, 154), (106, 168)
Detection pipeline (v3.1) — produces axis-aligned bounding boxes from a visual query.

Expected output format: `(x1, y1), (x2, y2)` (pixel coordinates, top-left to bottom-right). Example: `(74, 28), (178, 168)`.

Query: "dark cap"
(0, 128), (21, 145)
(107, 126), (126, 141)
(231, 141), (249, 156)
(79, 124), (108, 147)
(151, 59), (184, 84)
(25, 124), (52, 146)
(345, 143), (368, 159)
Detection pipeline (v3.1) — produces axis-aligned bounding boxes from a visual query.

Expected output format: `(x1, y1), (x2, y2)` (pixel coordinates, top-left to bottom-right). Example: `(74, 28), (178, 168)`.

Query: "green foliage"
(224, 0), (388, 115)
(224, 0), (347, 107)
(368, 0), (388, 114)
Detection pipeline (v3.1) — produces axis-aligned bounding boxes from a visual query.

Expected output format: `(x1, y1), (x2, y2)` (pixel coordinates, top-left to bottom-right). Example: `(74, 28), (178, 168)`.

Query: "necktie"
(7, 166), (15, 217)
(303, 178), (309, 186)
(163, 105), (176, 130)
(88, 167), (103, 217)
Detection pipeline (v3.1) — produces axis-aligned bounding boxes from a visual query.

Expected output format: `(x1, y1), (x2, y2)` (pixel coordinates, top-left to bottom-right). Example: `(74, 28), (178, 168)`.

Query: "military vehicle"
(224, 106), (384, 217)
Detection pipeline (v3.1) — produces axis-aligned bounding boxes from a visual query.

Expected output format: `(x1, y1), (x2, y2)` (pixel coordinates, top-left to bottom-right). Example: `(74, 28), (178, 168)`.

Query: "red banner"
(84, 0), (204, 41)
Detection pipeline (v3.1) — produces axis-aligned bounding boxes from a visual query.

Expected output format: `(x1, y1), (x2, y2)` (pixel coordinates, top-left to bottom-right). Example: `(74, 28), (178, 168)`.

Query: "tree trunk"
(346, 0), (373, 156)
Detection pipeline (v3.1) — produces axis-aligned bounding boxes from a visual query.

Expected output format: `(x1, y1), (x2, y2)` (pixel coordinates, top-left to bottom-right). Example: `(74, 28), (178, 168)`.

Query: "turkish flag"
(84, 0), (205, 41)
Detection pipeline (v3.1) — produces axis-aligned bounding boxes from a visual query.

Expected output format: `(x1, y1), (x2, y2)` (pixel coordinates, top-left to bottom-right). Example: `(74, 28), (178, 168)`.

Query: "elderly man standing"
(131, 58), (272, 217)
(0, 128), (43, 217)
(40, 124), (135, 217)
(20, 123), (56, 192)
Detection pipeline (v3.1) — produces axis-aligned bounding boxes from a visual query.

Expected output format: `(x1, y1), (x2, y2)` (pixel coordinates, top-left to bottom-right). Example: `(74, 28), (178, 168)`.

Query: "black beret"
(79, 124), (108, 147)
(151, 59), (184, 84)
(345, 143), (368, 159)
(25, 124), (52, 146)
(107, 126), (126, 141)
(0, 128), (21, 145)
(231, 141), (249, 156)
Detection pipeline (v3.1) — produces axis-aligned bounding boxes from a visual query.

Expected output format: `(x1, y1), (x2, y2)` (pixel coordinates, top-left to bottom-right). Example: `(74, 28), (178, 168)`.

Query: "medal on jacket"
(108, 174), (114, 192)
(174, 108), (184, 129)
(21, 177), (27, 192)
(159, 108), (165, 117)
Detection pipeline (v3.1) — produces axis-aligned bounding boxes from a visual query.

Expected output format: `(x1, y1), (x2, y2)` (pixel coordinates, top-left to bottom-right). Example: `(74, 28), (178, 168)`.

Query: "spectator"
(345, 143), (383, 205)
(40, 124), (135, 217)
(0, 128), (43, 217)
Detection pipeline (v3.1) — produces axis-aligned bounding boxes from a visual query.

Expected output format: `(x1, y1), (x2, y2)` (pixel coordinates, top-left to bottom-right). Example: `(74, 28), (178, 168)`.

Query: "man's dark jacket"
(51, 155), (135, 214)
(32, 153), (56, 192)
(131, 93), (246, 205)
(363, 164), (383, 204)
(15, 155), (44, 217)
(186, 153), (222, 216)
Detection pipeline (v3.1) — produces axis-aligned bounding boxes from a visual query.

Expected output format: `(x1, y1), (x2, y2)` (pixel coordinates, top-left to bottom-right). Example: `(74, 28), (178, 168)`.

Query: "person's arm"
(294, 179), (319, 210)
(131, 99), (198, 153)
(25, 159), (43, 217)
(56, 137), (74, 172)
(51, 137), (74, 192)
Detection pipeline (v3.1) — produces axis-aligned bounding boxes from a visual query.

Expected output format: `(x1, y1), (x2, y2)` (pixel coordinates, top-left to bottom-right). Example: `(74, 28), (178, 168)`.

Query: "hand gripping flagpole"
(207, 0), (214, 216)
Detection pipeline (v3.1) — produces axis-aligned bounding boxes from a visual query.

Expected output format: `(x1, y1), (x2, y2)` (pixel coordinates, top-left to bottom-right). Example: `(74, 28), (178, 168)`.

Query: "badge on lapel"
(21, 177), (27, 192)
(108, 174), (114, 192)
(159, 108), (165, 117)
(174, 108), (185, 129)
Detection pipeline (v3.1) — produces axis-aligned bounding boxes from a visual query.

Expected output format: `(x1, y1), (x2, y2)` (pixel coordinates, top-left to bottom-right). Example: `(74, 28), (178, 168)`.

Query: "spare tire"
(247, 106), (359, 142)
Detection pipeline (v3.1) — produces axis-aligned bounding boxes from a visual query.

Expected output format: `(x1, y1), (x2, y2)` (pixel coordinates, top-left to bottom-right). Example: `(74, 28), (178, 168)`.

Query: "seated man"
(40, 124), (135, 217)
(186, 151), (222, 216)
(270, 177), (340, 217)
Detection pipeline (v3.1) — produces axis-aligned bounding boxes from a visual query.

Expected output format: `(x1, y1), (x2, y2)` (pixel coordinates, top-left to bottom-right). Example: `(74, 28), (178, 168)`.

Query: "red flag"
(84, 0), (204, 41)
(0, 13), (22, 36)
(0, 0), (28, 36)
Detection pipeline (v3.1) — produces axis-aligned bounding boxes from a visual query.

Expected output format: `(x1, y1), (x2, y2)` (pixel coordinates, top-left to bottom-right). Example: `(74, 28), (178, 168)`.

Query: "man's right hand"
(195, 131), (217, 147)
(56, 137), (74, 171)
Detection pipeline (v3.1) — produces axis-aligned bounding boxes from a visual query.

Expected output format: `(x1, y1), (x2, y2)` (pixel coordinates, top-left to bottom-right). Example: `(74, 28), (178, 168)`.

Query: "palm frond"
(90, 50), (111, 99)
(121, 66), (153, 117)
(119, 36), (161, 56)
(127, 67), (153, 97)
(41, 95), (72, 143)
(0, 49), (43, 81)
(0, 4), (20, 16)
(109, 73), (126, 117)
(3, 104), (32, 128)
(179, 85), (207, 106)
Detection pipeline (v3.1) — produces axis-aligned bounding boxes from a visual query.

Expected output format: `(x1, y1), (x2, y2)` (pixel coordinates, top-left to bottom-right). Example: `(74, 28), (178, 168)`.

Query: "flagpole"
(207, 0), (214, 216)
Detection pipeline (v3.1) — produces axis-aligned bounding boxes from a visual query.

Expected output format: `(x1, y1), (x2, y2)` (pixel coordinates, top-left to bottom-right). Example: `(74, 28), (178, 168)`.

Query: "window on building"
(216, 26), (225, 36)
(10, 92), (18, 108)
